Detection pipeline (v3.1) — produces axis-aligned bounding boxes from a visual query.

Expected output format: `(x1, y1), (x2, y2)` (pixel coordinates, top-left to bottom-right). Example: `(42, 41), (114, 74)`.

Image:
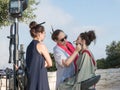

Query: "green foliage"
(106, 41), (120, 68)
(0, 0), (36, 27)
(97, 41), (120, 69)
(47, 53), (57, 72)
(106, 41), (120, 58)
(0, 0), (9, 26)
(96, 58), (106, 69)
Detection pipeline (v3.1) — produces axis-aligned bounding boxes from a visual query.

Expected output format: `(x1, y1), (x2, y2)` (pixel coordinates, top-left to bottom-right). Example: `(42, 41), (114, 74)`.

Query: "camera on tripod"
(9, 0), (28, 18)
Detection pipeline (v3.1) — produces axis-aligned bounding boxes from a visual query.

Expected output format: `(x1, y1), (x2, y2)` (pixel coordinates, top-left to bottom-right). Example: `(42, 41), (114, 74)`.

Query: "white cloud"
(34, 0), (73, 27)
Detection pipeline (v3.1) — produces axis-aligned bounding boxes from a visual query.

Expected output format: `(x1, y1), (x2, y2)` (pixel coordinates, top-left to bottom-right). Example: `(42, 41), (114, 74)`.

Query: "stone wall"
(48, 68), (120, 90)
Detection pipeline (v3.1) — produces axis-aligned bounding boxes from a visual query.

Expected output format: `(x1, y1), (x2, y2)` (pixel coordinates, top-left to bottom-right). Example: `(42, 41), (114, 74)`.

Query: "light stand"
(13, 18), (19, 90)
(8, 18), (19, 90)
(8, 0), (28, 90)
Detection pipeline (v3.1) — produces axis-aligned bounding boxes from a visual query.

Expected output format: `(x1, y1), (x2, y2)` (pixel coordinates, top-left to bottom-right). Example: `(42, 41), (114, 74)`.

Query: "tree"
(0, 0), (36, 27)
(96, 58), (106, 69)
(105, 41), (120, 68)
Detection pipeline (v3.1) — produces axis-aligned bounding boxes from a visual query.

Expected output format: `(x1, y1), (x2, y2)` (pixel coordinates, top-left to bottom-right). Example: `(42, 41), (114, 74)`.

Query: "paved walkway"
(48, 68), (120, 90)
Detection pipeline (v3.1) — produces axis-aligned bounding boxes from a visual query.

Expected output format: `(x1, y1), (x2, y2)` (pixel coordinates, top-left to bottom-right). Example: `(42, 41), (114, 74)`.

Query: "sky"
(0, 0), (120, 68)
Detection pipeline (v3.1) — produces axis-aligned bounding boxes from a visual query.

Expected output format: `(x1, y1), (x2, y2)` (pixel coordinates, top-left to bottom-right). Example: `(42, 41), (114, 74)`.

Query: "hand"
(44, 61), (48, 67)
(62, 59), (66, 66)
(14, 64), (19, 70)
(62, 60), (65, 65)
(75, 44), (82, 52)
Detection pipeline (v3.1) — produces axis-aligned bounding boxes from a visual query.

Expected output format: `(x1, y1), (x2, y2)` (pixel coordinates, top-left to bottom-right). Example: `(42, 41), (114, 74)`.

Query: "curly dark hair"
(80, 30), (96, 46)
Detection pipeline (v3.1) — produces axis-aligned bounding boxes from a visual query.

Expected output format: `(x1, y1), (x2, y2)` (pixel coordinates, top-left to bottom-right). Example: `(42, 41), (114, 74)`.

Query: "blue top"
(53, 45), (75, 89)
(26, 40), (50, 90)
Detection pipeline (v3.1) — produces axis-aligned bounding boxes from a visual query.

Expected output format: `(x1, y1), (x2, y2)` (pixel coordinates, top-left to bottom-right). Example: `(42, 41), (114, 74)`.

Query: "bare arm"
(62, 44), (81, 67)
(37, 43), (52, 67)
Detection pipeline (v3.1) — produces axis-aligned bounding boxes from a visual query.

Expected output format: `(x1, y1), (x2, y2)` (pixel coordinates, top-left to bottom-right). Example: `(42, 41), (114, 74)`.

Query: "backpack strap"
(82, 50), (96, 66)
(75, 50), (96, 82)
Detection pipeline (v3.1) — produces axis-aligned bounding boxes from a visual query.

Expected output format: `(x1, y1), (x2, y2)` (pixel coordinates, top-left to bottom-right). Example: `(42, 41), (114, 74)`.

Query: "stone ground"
(95, 68), (120, 90)
(48, 68), (120, 90)
(0, 68), (120, 90)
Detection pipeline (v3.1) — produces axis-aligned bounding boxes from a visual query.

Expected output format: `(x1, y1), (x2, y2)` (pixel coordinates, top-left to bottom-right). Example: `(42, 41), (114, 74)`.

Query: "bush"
(47, 53), (57, 72)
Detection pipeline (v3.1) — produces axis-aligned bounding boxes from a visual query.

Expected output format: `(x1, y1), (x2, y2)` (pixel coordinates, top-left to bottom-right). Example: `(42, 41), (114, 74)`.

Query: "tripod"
(8, 18), (26, 90)
(16, 44), (26, 90)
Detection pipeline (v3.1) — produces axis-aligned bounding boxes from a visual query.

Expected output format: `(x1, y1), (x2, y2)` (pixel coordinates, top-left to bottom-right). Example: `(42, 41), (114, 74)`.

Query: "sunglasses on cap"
(59, 35), (67, 42)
